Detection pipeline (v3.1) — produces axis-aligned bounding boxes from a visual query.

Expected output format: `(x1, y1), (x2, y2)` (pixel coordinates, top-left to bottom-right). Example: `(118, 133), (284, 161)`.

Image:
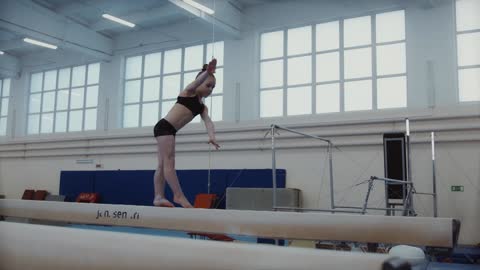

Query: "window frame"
(0, 78), (11, 136)
(26, 62), (100, 135)
(454, 0), (480, 103)
(258, 8), (408, 118)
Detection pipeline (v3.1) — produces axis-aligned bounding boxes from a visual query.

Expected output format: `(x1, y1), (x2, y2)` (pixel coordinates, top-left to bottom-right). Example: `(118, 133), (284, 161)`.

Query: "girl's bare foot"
(153, 196), (174, 207)
(173, 195), (193, 208)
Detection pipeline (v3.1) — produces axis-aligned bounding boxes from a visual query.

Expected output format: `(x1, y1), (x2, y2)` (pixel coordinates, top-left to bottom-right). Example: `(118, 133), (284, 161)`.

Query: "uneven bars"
(0, 199), (459, 247)
(270, 124), (335, 210)
(272, 124), (331, 143)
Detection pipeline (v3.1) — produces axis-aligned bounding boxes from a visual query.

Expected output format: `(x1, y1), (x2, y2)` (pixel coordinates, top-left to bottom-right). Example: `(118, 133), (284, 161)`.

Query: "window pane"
(288, 56), (312, 85)
(288, 26), (312, 56)
(124, 105), (139, 127)
(164, 49), (182, 74)
(205, 95), (223, 121)
(183, 71), (198, 89)
(162, 75), (181, 99)
(124, 80), (141, 104)
(68, 110), (83, 132)
(376, 10), (405, 43)
(214, 68), (224, 94)
(44, 70), (57, 91)
(1, 98), (8, 116)
(31, 72), (43, 93)
(86, 86), (99, 107)
(377, 43), (406, 76)
(287, 86), (311, 115)
(344, 16), (371, 47)
(261, 31), (284, 60)
(142, 102), (159, 127)
(456, 0), (480, 31)
(161, 100), (176, 117)
(185, 45), (204, 71)
(457, 32), (480, 66)
(28, 114), (40, 134)
(41, 113), (54, 134)
(459, 68), (480, 102)
(316, 83), (340, 113)
(126, 56), (142, 79)
(206, 41), (224, 66)
(56, 90), (69, 111)
(87, 63), (100, 85)
(2, 78), (11, 97)
(55, 112), (67, 133)
(344, 47), (372, 79)
(71, 65), (86, 87)
(84, 108), (97, 130)
(344, 80), (372, 111)
(0, 117), (6, 136)
(143, 77), (160, 102)
(260, 89), (283, 117)
(316, 52), (340, 82)
(144, 53), (162, 77)
(377, 76), (407, 109)
(58, 68), (71, 89)
(191, 115), (201, 123)
(316, 21), (339, 52)
(29, 93), (41, 113)
(261, 60), (283, 88)
(42, 91), (55, 112)
(70, 87), (85, 109)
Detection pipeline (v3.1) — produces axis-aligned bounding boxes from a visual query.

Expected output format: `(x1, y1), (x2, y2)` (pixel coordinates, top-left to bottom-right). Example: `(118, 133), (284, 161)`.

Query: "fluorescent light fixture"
(183, 0), (215, 15)
(23, 38), (58, 50)
(102, 14), (135, 28)
(0, 51), (4, 55)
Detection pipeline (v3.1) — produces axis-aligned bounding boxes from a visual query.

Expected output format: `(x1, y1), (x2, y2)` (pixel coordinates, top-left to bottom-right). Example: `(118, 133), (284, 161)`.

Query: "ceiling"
(0, 0), (300, 77)
(32, 0), (189, 36)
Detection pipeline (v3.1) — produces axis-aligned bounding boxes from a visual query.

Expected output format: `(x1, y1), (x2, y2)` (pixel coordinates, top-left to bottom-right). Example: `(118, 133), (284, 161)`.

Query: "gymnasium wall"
(0, 0), (478, 244)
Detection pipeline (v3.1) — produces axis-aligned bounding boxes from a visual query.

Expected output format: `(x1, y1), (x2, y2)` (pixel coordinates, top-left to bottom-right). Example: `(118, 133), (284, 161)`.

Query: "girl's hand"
(208, 139), (220, 150)
(207, 58), (217, 74)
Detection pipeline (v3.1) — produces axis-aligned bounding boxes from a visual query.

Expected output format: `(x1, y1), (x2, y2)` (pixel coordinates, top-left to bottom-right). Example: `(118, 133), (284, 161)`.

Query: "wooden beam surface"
(0, 221), (408, 270)
(0, 199), (458, 247)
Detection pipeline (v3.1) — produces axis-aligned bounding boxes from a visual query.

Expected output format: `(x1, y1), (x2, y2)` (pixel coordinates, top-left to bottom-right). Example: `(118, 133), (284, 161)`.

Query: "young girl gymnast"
(152, 59), (219, 208)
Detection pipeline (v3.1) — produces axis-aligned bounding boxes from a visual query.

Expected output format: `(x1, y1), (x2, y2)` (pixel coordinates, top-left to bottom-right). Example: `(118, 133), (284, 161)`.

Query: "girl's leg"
(161, 135), (193, 208)
(153, 136), (174, 207)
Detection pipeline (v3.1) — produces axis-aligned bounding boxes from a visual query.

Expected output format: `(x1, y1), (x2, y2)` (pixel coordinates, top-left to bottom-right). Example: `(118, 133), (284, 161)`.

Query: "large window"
(260, 10), (407, 117)
(27, 63), (100, 134)
(0, 78), (11, 136)
(123, 41), (224, 128)
(456, 0), (480, 102)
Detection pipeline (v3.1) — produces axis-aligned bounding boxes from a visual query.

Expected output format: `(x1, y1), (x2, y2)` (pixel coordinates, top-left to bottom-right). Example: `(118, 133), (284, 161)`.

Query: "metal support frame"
(359, 176), (415, 215)
(335, 178), (422, 216)
(269, 121), (439, 217)
(403, 118), (414, 216)
(269, 125), (346, 213)
(431, 132), (438, 217)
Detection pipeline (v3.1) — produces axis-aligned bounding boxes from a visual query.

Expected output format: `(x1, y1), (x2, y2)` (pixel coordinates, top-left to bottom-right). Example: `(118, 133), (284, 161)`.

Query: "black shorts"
(154, 119), (177, 137)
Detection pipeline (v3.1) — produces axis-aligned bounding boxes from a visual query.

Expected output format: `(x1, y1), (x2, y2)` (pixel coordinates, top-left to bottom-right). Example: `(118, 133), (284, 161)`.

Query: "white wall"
(0, 0), (479, 244)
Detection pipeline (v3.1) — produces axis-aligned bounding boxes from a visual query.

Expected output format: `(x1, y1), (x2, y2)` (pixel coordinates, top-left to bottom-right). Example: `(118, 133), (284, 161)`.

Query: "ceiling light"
(102, 14), (135, 28)
(0, 51), (4, 55)
(23, 38), (58, 50)
(183, 0), (215, 15)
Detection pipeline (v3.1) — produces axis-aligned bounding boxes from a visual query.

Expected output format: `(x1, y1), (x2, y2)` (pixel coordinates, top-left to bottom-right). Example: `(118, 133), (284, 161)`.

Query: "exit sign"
(451, 186), (464, 192)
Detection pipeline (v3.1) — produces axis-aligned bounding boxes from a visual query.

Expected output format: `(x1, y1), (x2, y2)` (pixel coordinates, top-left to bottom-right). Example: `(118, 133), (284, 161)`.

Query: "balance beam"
(0, 222), (408, 270)
(0, 199), (459, 247)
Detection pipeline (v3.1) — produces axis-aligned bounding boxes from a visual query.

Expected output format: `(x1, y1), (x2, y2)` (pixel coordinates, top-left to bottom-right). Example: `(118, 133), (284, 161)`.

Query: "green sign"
(451, 186), (464, 192)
